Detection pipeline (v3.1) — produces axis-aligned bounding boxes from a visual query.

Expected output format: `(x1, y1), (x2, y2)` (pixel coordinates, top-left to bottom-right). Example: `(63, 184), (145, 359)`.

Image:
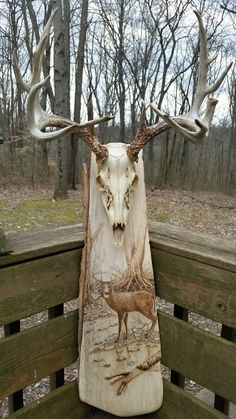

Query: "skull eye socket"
(106, 190), (113, 210)
(124, 190), (130, 209)
(96, 175), (105, 191)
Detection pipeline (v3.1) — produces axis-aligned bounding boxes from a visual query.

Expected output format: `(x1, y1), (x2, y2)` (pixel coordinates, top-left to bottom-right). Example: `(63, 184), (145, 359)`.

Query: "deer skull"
(96, 143), (138, 248)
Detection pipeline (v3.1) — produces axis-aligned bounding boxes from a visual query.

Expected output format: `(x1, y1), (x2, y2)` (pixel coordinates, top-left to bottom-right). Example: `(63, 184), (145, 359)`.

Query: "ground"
(0, 185), (235, 417)
(0, 184), (235, 239)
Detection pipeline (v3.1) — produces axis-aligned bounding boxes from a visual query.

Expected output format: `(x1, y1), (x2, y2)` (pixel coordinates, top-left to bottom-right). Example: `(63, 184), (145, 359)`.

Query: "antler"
(127, 11), (233, 162)
(13, 8), (113, 162)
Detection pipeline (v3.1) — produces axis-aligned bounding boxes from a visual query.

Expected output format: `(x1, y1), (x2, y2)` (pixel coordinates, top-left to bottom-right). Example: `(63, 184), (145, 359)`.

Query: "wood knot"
(216, 302), (226, 312)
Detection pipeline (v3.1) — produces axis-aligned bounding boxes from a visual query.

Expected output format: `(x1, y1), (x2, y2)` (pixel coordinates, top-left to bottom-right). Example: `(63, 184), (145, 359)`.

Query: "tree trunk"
(117, 0), (126, 143)
(69, 0), (89, 189)
(53, 0), (70, 200)
(228, 80), (236, 193)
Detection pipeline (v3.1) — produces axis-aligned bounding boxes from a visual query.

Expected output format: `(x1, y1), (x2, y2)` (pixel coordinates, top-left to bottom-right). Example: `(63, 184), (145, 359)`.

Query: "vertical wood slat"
(170, 305), (188, 389)
(48, 305), (65, 390)
(214, 324), (236, 415)
(4, 321), (24, 413)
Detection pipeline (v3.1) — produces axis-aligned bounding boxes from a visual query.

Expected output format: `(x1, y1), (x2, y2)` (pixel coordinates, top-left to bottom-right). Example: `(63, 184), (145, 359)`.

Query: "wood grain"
(159, 311), (236, 404)
(152, 248), (236, 328)
(151, 380), (228, 419)
(0, 224), (84, 267)
(1, 222), (235, 417)
(6, 380), (227, 419)
(7, 381), (93, 419)
(78, 152), (163, 416)
(150, 222), (236, 273)
(0, 311), (77, 398)
(0, 249), (81, 325)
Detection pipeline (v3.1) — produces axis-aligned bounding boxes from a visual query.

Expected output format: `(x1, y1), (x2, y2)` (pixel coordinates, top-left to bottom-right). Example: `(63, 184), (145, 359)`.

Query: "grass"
(147, 204), (171, 223)
(0, 195), (84, 233)
(0, 187), (235, 239)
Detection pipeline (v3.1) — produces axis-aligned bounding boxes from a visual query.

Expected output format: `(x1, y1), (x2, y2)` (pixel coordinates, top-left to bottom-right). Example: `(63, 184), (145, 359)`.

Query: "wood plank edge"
(0, 240), (84, 267)
(158, 312), (236, 405)
(5, 380), (227, 419)
(149, 222), (236, 254)
(0, 311), (78, 398)
(6, 380), (93, 419)
(150, 238), (236, 273)
(150, 380), (228, 419)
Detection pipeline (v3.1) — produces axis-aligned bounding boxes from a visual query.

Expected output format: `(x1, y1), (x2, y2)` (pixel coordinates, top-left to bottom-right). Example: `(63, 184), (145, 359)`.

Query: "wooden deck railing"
(0, 223), (235, 419)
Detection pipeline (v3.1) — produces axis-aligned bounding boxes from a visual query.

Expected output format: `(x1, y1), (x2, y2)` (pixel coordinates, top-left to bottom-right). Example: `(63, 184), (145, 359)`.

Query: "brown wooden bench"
(0, 223), (235, 418)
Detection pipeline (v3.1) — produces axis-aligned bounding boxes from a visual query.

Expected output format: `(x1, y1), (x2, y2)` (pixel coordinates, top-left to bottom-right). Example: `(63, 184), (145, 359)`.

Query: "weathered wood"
(0, 249), (81, 325)
(0, 222), (235, 417)
(0, 311), (78, 398)
(0, 228), (12, 256)
(79, 152), (162, 416)
(48, 305), (65, 391)
(2, 221), (235, 271)
(159, 312), (236, 404)
(150, 223), (236, 273)
(4, 321), (24, 413)
(7, 381), (93, 419)
(0, 225), (84, 267)
(150, 380), (228, 419)
(214, 324), (236, 414)
(152, 249), (236, 328)
(170, 305), (188, 389)
(6, 380), (228, 419)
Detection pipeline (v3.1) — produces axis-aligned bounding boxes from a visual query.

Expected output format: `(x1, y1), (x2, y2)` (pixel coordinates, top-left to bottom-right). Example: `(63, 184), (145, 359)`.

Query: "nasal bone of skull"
(111, 195), (126, 247)
(114, 191), (127, 223)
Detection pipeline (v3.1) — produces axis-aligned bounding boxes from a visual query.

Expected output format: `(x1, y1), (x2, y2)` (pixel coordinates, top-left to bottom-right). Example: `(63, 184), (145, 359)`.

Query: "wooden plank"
(7, 381), (93, 419)
(150, 222), (236, 273)
(7, 380), (228, 419)
(4, 321), (24, 413)
(0, 225), (84, 267)
(0, 311), (78, 398)
(0, 228), (12, 256)
(214, 324), (236, 414)
(150, 380), (228, 419)
(159, 312), (236, 405)
(79, 152), (162, 416)
(152, 249), (236, 328)
(2, 221), (235, 271)
(48, 305), (65, 391)
(0, 249), (81, 325)
(170, 305), (188, 389)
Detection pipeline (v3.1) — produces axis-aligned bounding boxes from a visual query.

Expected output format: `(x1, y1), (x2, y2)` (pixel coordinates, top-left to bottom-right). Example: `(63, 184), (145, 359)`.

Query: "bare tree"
(70, 0), (89, 189)
(52, 0), (71, 199)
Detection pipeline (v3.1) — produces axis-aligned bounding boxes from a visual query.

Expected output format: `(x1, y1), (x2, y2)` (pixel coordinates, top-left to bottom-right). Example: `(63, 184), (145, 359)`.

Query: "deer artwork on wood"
(14, 8), (232, 417)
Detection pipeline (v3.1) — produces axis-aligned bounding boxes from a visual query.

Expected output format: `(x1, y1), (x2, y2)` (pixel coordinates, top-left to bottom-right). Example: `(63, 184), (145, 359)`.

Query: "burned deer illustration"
(102, 283), (156, 341)
(15, 8), (232, 417)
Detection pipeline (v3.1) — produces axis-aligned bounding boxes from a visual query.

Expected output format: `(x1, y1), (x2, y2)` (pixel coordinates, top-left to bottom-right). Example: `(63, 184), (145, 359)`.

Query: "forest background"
(0, 0), (235, 238)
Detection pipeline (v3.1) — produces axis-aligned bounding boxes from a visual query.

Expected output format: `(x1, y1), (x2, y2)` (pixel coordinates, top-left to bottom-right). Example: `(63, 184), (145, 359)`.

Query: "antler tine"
(26, 76), (112, 161)
(13, 8), (57, 92)
(149, 103), (207, 143)
(26, 77), (78, 141)
(13, 49), (30, 92)
(30, 7), (58, 86)
(190, 10), (233, 116)
(15, 7), (113, 163)
(128, 11), (233, 162)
